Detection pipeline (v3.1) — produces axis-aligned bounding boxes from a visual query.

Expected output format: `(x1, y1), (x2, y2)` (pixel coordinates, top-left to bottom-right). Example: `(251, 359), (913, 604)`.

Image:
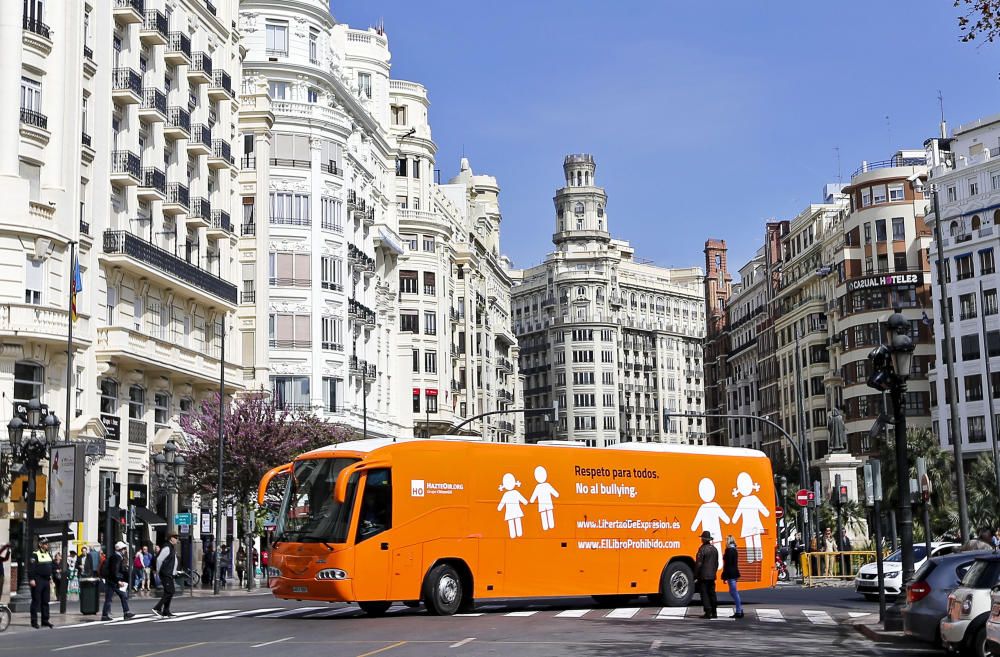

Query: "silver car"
(903, 550), (989, 645)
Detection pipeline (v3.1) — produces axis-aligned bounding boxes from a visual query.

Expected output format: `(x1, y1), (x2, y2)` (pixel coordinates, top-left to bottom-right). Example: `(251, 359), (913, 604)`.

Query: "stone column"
(817, 452), (867, 542)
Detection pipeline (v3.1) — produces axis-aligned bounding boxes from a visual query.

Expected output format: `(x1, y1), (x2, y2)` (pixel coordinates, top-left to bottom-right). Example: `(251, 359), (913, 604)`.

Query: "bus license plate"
(292, 587), (308, 593)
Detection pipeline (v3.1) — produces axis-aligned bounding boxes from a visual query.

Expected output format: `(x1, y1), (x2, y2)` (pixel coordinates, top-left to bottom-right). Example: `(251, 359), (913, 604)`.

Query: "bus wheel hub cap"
(670, 572), (689, 598)
(439, 576), (458, 604)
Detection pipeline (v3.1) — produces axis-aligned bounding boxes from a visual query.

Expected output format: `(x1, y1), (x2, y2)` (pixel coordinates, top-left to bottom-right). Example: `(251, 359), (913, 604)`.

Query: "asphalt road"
(0, 586), (936, 657)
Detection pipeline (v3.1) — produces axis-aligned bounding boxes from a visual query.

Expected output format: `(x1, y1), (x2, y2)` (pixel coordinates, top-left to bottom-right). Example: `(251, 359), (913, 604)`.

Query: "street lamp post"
(5, 398), (61, 612)
(152, 439), (186, 535)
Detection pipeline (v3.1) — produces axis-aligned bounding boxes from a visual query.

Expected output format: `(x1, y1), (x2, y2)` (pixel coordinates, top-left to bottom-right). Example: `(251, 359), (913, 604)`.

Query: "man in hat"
(28, 536), (54, 628)
(694, 530), (719, 619)
(101, 541), (135, 621)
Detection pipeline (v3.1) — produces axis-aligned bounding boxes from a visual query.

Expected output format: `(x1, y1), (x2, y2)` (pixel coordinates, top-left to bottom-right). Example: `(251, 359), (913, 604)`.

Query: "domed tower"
(553, 154), (610, 250)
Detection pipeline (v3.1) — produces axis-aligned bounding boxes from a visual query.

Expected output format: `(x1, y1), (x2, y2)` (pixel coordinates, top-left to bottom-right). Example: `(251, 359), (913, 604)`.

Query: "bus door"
(351, 468), (393, 602)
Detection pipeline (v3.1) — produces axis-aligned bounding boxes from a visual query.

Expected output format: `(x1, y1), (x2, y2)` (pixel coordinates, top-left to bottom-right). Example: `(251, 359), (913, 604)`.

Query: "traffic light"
(866, 345), (893, 391)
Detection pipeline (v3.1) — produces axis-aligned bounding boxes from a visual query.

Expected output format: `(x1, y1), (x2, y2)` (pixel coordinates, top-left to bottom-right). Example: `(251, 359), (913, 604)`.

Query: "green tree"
(966, 453), (1000, 531)
(955, 0), (1000, 42)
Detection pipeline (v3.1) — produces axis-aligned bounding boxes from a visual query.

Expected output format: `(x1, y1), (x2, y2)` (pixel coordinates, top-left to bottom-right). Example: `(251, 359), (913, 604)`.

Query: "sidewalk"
(851, 612), (909, 643)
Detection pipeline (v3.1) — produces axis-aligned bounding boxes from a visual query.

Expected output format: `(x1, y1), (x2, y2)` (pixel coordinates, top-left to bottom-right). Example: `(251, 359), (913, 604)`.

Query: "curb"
(852, 622), (908, 644)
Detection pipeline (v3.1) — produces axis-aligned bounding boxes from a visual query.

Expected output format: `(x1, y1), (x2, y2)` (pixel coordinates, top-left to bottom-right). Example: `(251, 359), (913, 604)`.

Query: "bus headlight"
(266, 567), (282, 578)
(316, 568), (349, 581)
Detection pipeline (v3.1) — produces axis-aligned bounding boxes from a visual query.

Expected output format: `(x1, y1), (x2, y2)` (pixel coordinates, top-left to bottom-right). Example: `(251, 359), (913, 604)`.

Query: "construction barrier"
(799, 550), (877, 587)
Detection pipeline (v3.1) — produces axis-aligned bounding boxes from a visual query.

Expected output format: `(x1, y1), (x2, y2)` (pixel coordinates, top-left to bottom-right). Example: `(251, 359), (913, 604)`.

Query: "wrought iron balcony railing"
(19, 107), (47, 130)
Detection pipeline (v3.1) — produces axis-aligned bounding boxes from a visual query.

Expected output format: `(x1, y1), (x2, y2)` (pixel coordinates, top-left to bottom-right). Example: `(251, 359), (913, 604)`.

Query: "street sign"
(775, 507), (785, 520)
(795, 489), (810, 507)
(174, 513), (194, 526)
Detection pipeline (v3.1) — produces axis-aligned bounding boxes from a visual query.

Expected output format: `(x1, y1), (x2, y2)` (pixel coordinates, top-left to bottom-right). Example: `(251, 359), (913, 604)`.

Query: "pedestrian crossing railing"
(799, 550), (877, 587)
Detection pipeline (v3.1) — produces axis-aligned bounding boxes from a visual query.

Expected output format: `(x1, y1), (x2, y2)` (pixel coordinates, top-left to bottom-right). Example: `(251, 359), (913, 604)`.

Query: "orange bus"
(257, 437), (777, 615)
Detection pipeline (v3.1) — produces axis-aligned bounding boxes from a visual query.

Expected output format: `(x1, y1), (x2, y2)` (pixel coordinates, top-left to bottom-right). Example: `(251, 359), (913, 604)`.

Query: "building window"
(20, 76), (41, 113)
(395, 158), (408, 177)
(321, 316), (342, 350)
(265, 22), (288, 56)
(271, 376), (310, 410)
(982, 249), (996, 275)
(391, 104), (406, 126)
(400, 312), (418, 333)
(424, 351), (437, 374)
(411, 349), (419, 373)
(269, 192), (310, 224)
(422, 236), (435, 252)
(99, 379), (118, 415)
(423, 272), (436, 295)
(106, 282), (118, 325)
(962, 334), (981, 361)
(321, 255), (342, 290)
(970, 177), (980, 196)
(861, 188), (871, 207)
(413, 158), (421, 179)
(891, 217), (905, 241)
(426, 392), (438, 413)
(401, 234), (417, 251)
(947, 186), (957, 202)
(308, 27), (319, 63)
(956, 255), (974, 280)
(412, 390), (420, 413)
(888, 183), (905, 201)
(267, 81), (289, 100)
(875, 219), (887, 242)
(322, 377), (342, 413)
(14, 361), (44, 404)
(893, 252), (908, 272)
(965, 374), (984, 402)
(985, 288), (999, 316)
(154, 393), (170, 431)
(179, 397), (193, 426)
(399, 270), (418, 294)
(864, 223), (871, 244)
(24, 256), (42, 305)
(872, 185), (887, 204)
(128, 385), (145, 420)
(969, 415), (987, 443)
(269, 251), (311, 287)
(307, 87), (319, 103)
(424, 311), (436, 335)
(960, 292), (977, 320)
(357, 72), (372, 99)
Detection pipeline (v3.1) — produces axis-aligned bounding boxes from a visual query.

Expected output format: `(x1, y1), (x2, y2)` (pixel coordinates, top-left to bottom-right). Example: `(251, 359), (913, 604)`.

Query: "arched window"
(994, 209), (1000, 225)
(577, 286), (586, 298)
(630, 293), (637, 307)
(576, 171), (582, 186)
(950, 221), (961, 236)
(13, 361), (44, 404)
(597, 205), (604, 217)
(574, 202), (585, 217)
(972, 215), (982, 230)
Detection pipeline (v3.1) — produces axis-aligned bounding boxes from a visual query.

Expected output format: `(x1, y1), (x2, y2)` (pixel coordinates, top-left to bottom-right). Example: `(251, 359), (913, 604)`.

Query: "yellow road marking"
(355, 641), (407, 657)
(134, 642), (207, 657)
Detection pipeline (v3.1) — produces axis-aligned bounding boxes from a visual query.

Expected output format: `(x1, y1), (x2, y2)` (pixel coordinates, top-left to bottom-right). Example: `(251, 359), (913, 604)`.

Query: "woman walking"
(723, 535), (743, 619)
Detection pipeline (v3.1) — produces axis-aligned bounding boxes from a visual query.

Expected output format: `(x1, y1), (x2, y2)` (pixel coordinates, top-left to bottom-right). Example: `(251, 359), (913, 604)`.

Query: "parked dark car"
(903, 550), (992, 645)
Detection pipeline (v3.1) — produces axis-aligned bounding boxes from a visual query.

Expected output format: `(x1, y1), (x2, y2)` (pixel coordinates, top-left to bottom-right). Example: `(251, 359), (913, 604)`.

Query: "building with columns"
(513, 155), (706, 447)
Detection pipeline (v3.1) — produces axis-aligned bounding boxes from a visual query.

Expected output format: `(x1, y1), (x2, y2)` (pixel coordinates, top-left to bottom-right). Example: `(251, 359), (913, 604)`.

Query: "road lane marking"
(650, 640), (663, 650)
(504, 611), (538, 617)
(555, 609), (590, 618)
(302, 607), (359, 618)
(605, 608), (640, 619)
(803, 609), (836, 625)
(655, 607), (687, 619)
(454, 613), (483, 617)
(134, 643), (207, 657)
(756, 608), (785, 623)
(52, 640), (110, 652)
(257, 606), (326, 618)
(230, 608), (283, 617)
(355, 642), (407, 657)
(209, 616), (233, 620)
(848, 612), (870, 618)
(251, 636), (294, 648)
(449, 638), (476, 648)
(156, 609), (237, 622)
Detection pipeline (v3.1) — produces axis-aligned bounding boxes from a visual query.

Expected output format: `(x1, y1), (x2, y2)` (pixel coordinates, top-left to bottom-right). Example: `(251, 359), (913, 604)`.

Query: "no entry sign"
(796, 489), (810, 507)
(775, 507), (785, 520)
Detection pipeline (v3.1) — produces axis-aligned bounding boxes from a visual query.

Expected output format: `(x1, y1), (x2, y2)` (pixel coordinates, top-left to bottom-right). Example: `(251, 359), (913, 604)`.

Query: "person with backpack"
(152, 534), (179, 618)
(101, 542), (135, 621)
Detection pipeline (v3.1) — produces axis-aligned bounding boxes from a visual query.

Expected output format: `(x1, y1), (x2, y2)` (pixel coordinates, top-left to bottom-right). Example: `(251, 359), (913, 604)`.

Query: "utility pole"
(794, 326), (811, 546)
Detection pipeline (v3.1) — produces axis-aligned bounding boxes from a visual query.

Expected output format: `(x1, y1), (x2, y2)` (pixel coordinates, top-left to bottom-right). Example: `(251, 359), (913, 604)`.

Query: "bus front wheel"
(659, 562), (695, 607)
(423, 563), (463, 616)
(358, 601), (392, 616)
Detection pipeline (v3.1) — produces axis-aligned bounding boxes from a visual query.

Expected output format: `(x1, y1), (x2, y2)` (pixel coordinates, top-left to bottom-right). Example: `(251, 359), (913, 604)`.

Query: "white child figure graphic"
(691, 478), (730, 568)
(731, 472), (770, 562)
(529, 466), (559, 531)
(497, 473), (529, 539)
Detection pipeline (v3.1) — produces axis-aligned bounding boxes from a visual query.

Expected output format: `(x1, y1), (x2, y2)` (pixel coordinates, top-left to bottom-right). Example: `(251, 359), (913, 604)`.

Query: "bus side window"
(356, 468), (392, 543)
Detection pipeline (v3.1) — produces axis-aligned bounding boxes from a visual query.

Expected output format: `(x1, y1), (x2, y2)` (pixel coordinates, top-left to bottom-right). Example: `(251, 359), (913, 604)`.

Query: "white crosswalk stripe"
(504, 611), (538, 617)
(156, 609), (238, 622)
(802, 609), (836, 625)
(756, 608), (785, 623)
(604, 608), (640, 619)
(256, 606), (327, 618)
(301, 607), (360, 619)
(230, 608), (284, 618)
(655, 607), (688, 619)
(555, 609), (591, 618)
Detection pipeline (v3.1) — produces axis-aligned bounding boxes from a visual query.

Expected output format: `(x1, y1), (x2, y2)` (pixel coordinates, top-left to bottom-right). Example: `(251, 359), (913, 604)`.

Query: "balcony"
(114, 0), (144, 25)
(164, 107), (191, 140)
(349, 356), (365, 375)
(96, 326), (240, 388)
(365, 364), (377, 380)
(187, 124), (212, 155)
(80, 220), (90, 236)
(165, 32), (191, 65)
(348, 298), (376, 327)
(22, 15), (51, 40)
(209, 70), (234, 100)
(269, 157), (310, 169)
(188, 198), (211, 228)
(139, 88), (167, 122)
(450, 308), (460, 322)
(241, 282), (255, 304)
(364, 206), (375, 226)
(22, 15), (52, 58)
(208, 210), (232, 236)
(140, 10), (168, 45)
(19, 107), (48, 141)
(208, 139), (233, 169)
(241, 222), (256, 236)
(102, 230), (237, 305)
(163, 183), (189, 215)
(110, 151), (141, 186)
(322, 160), (342, 176)
(0, 304), (91, 348)
(188, 52), (212, 85)
(268, 338), (311, 350)
(138, 167), (166, 200)
(241, 154), (256, 170)
(112, 68), (142, 104)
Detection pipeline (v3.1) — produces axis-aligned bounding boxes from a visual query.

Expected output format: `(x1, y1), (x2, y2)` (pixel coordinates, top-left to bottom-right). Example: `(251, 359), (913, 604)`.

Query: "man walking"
(101, 542), (135, 621)
(152, 534), (180, 618)
(695, 530), (719, 619)
(28, 536), (54, 628)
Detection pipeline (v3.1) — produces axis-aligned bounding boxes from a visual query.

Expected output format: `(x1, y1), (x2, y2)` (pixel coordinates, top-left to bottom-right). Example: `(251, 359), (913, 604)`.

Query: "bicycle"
(0, 603), (11, 632)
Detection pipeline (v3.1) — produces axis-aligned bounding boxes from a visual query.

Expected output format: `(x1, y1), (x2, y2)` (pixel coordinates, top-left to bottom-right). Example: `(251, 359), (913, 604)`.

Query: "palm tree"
(966, 453), (1000, 532)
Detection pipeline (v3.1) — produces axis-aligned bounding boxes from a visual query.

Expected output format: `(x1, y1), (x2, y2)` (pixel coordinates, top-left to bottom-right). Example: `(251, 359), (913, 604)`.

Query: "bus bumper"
(269, 576), (355, 602)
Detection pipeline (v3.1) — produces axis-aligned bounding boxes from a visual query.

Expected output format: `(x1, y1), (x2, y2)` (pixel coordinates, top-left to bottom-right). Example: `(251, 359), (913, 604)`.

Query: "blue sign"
(174, 513), (194, 526)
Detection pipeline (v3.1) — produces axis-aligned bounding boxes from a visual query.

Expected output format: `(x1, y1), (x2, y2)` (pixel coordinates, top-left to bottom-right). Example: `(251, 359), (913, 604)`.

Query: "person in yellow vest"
(28, 536), (54, 629)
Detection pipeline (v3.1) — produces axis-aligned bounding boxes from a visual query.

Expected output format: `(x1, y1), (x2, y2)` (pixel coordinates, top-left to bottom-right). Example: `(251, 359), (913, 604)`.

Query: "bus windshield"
(277, 458), (359, 544)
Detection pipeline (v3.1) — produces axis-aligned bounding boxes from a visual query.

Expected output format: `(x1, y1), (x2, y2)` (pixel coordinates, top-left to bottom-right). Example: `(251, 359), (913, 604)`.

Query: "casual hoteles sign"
(846, 272), (923, 292)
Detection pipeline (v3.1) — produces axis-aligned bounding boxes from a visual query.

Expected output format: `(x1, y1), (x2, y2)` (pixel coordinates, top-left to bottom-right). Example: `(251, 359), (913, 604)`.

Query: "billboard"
(48, 444), (85, 522)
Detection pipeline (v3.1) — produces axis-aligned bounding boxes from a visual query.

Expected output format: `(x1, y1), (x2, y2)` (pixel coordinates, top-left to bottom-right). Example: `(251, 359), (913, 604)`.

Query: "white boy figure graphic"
(497, 473), (529, 539)
(731, 472), (770, 562)
(529, 466), (559, 531)
(691, 478), (730, 568)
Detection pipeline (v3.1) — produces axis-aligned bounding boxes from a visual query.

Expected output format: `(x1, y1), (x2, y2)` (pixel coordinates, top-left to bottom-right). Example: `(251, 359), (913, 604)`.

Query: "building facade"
(703, 240), (732, 445)
(723, 248), (768, 450)
(926, 115), (1000, 457)
(513, 155), (705, 447)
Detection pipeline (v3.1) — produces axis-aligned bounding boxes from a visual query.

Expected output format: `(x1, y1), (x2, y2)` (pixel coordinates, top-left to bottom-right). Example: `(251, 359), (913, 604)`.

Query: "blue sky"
(332, 1), (1000, 277)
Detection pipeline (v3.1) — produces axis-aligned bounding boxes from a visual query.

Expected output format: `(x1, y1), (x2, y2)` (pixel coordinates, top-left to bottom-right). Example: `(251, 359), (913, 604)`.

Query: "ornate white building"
(512, 155), (705, 447)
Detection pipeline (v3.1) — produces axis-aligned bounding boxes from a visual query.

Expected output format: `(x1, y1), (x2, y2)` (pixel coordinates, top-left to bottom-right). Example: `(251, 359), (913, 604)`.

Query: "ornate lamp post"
(5, 398), (60, 611)
(152, 439), (185, 535)
(886, 309), (916, 588)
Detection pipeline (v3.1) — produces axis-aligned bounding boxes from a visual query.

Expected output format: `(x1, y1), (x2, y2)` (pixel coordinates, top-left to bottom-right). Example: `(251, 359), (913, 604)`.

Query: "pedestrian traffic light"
(866, 345), (893, 391)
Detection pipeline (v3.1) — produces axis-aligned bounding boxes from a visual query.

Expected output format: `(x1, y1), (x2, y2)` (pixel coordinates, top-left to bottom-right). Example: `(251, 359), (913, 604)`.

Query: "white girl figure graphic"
(731, 472), (770, 562)
(691, 478), (730, 568)
(497, 473), (528, 539)
(529, 466), (559, 531)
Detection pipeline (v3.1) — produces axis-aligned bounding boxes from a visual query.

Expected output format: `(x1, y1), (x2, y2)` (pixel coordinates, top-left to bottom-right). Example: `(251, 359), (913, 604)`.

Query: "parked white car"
(855, 542), (960, 599)
(986, 586), (1000, 655)
(941, 555), (1000, 657)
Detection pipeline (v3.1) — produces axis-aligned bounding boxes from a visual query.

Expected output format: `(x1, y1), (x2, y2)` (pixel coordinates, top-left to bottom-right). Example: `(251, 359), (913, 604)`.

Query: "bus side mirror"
(258, 463), (292, 505)
(334, 463), (360, 504)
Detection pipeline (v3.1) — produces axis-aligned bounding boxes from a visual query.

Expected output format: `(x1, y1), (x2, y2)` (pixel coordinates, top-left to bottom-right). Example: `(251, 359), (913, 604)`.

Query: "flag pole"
(61, 240), (76, 614)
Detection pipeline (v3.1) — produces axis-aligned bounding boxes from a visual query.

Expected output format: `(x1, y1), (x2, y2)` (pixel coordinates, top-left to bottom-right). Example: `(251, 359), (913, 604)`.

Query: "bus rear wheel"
(358, 601), (392, 616)
(423, 563), (463, 616)
(659, 561), (695, 607)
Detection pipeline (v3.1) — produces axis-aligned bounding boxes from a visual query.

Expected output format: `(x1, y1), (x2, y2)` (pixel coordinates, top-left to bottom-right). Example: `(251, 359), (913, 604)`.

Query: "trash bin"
(79, 577), (100, 615)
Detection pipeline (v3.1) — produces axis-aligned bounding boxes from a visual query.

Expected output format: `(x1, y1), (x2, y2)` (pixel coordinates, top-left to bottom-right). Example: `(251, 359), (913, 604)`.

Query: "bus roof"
(297, 437), (768, 460)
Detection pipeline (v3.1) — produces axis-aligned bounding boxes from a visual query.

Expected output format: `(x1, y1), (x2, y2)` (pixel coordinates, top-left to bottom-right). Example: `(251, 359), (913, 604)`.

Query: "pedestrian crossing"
(58, 603), (865, 627)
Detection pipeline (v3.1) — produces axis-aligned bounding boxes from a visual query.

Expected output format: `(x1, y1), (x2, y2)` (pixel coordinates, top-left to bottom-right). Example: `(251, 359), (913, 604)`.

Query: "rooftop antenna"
(375, 17), (385, 35)
(885, 115), (892, 154)
(834, 146), (842, 185)
(938, 90), (947, 139)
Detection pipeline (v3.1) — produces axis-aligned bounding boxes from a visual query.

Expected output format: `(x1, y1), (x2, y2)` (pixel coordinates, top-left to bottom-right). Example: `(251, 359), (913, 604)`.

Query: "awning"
(134, 507), (167, 527)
